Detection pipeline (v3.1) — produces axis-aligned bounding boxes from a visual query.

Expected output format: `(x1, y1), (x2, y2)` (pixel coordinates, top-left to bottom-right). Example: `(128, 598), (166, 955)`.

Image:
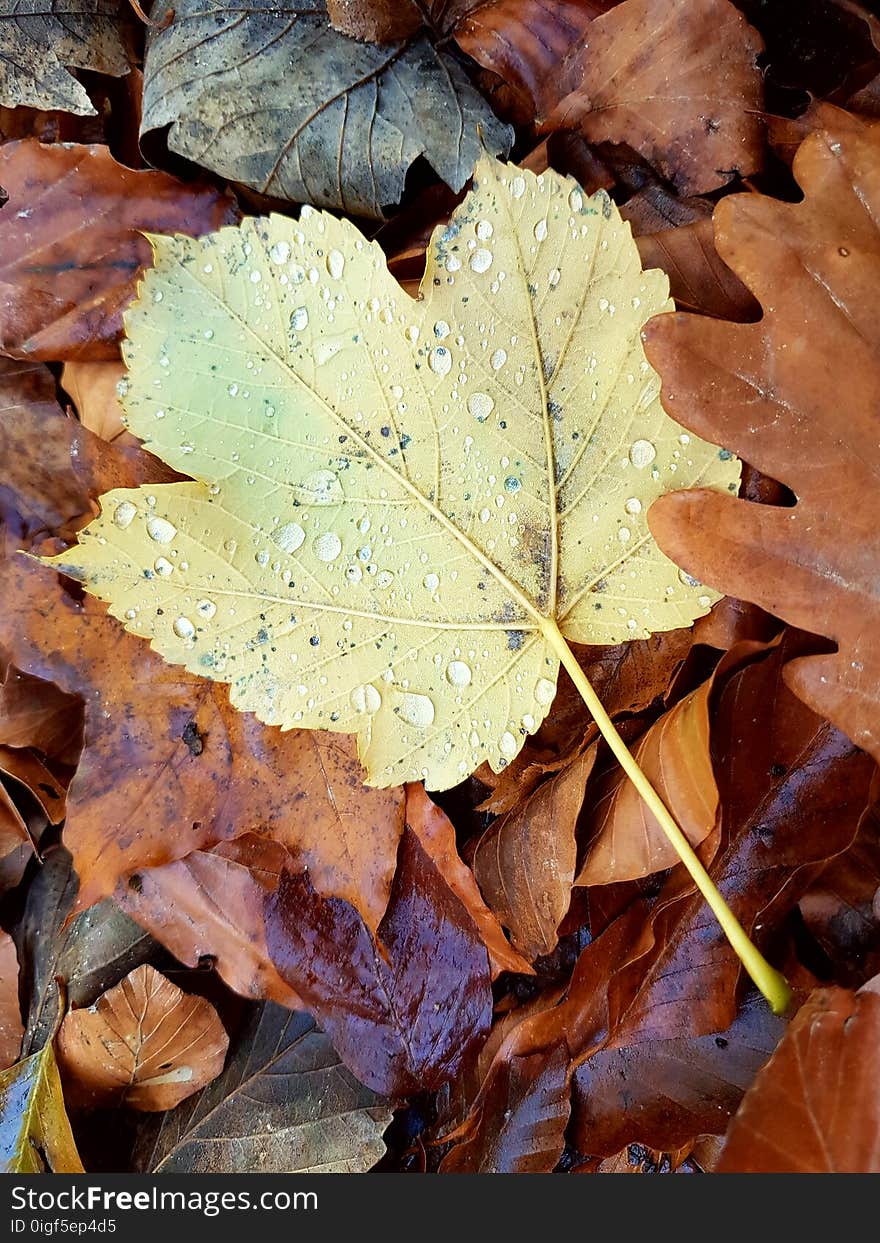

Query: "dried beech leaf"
(0, 140), (238, 361)
(718, 983), (880, 1172)
(134, 1004), (391, 1173)
(57, 964), (229, 1111)
(646, 111), (880, 765)
(141, 0), (512, 219)
(0, 932), (22, 1072)
(61, 362), (127, 442)
(635, 219), (759, 322)
(0, 0), (129, 115)
(544, 0), (765, 194)
(0, 1040), (83, 1173)
(46, 157), (738, 791)
(474, 747), (595, 958)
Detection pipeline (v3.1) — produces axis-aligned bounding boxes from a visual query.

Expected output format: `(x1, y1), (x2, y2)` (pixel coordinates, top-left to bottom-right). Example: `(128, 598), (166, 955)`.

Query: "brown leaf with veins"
(474, 748), (595, 959)
(57, 965), (229, 1111)
(717, 979), (880, 1172)
(636, 218), (759, 321)
(61, 361), (127, 442)
(646, 110), (880, 766)
(0, 933), (22, 1072)
(405, 783), (533, 978)
(0, 140), (238, 361)
(543, 0), (765, 193)
(116, 835), (303, 1008)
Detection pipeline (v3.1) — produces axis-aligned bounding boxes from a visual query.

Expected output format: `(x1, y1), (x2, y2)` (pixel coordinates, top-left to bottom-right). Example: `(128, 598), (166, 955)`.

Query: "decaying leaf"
(718, 980), (880, 1172)
(646, 111), (880, 765)
(0, 932), (22, 1072)
(543, 0), (765, 193)
(0, 0), (130, 116)
(47, 156), (738, 791)
(57, 964), (228, 1111)
(0, 140), (239, 361)
(0, 1040), (83, 1173)
(134, 1004), (391, 1173)
(265, 826), (493, 1096)
(141, 0), (512, 219)
(61, 361), (127, 442)
(473, 747), (594, 959)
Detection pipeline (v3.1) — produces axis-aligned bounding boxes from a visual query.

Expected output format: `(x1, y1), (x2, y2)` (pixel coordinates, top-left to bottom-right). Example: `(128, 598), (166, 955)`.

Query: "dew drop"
(271, 521), (305, 556)
(173, 616), (195, 639)
(351, 683), (382, 714)
(534, 219), (548, 242)
(294, 470), (343, 506)
(313, 531), (342, 561)
(470, 248), (493, 274)
(399, 692), (435, 728)
(624, 497), (642, 515)
(504, 476), (521, 493)
(511, 175), (525, 199)
(327, 249), (344, 279)
(113, 500), (136, 529)
(345, 563), (363, 583)
(152, 289), (163, 303)
(618, 526), (631, 542)
(479, 507), (491, 523)
(535, 677), (555, 705)
(146, 516), (177, 544)
(226, 382), (239, 397)
(548, 267), (561, 287)
(467, 391), (494, 421)
(500, 731), (517, 757)
(423, 572), (439, 591)
(255, 549), (270, 567)
(290, 307), (309, 332)
(679, 569), (701, 588)
(377, 570), (394, 589)
(629, 439), (656, 469)
(433, 320), (450, 340)
(568, 188), (583, 212)
(476, 220), (493, 240)
(153, 557), (173, 577)
(249, 270), (262, 283)
(197, 599), (217, 620)
(270, 240), (290, 264)
(490, 348), (507, 371)
(698, 594), (712, 607)
(429, 346), (452, 377)
(446, 660), (472, 688)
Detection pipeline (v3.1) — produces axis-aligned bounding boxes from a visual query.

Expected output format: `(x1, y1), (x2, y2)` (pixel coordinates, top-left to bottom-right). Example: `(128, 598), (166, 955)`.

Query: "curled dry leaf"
(57, 964), (229, 1112)
(474, 747), (595, 959)
(135, 1004), (391, 1174)
(141, 0), (512, 219)
(61, 362), (127, 442)
(0, 0), (129, 115)
(635, 219), (759, 322)
(0, 932), (22, 1072)
(47, 157), (738, 792)
(717, 981), (880, 1172)
(0, 1040), (83, 1173)
(543, 0), (765, 194)
(646, 111), (880, 765)
(404, 783), (533, 978)
(116, 835), (303, 1007)
(265, 826), (493, 1097)
(0, 140), (239, 361)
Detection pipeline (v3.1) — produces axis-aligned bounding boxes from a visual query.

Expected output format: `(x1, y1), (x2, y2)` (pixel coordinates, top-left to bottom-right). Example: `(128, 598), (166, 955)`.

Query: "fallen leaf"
(116, 835), (303, 1007)
(474, 747), (595, 959)
(49, 157), (738, 792)
(543, 0), (765, 193)
(0, 140), (239, 361)
(717, 981), (880, 1172)
(404, 783), (533, 978)
(141, 0), (512, 219)
(0, 0), (129, 116)
(0, 1040), (83, 1172)
(57, 964), (228, 1111)
(0, 932), (22, 1072)
(0, 656), (82, 765)
(635, 219), (759, 321)
(440, 1043), (570, 1172)
(61, 361), (127, 442)
(15, 848), (158, 1058)
(265, 825), (493, 1096)
(134, 1004), (391, 1173)
(646, 111), (880, 765)
(571, 990), (787, 1154)
(327, 0), (479, 42)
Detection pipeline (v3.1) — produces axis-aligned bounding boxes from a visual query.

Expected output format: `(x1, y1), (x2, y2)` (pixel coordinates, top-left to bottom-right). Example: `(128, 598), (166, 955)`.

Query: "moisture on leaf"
(43, 155), (739, 792)
(0, 1040), (83, 1173)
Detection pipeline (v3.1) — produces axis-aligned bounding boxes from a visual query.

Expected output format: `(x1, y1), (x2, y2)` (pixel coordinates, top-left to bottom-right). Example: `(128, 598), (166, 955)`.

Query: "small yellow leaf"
(45, 157), (738, 790)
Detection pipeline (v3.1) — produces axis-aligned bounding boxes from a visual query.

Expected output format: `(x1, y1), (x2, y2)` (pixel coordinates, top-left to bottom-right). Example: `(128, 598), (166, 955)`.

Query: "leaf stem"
(540, 618), (792, 1015)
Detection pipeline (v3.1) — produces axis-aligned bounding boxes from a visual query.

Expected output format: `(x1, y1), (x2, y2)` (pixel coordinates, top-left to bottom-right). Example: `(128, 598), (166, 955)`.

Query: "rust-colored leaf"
(0, 933), (22, 1072)
(0, 141), (238, 361)
(717, 981), (880, 1172)
(474, 748), (595, 959)
(57, 965), (229, 1111)
(646, 111), (880, 765)
(636, 218), (759, 321)
(404, 783), (533, 979)
(61, 361), (127, 442)
(265, 826), (493, 1096)
(543, 0), (765, 193)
